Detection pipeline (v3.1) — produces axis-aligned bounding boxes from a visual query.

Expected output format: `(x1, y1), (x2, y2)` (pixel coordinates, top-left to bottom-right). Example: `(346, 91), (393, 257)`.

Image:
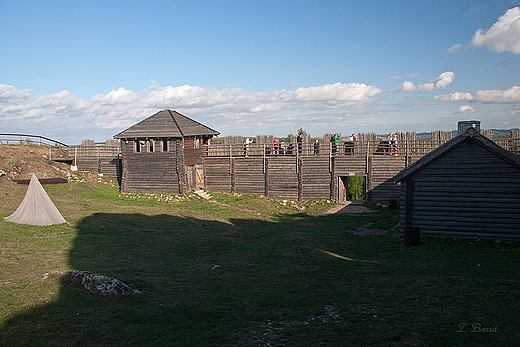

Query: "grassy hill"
(0, 144), (519, 346)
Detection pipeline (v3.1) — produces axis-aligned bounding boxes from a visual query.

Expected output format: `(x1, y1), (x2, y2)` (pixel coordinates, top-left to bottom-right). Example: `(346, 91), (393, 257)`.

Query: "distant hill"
(487, 129), (515, 139)
(413, 129), (515, 140)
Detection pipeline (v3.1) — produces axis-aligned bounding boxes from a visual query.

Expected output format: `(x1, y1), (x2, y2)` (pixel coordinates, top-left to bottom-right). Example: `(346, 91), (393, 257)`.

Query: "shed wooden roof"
(392, 128), (520, 182)
(114, 110), (219, 139)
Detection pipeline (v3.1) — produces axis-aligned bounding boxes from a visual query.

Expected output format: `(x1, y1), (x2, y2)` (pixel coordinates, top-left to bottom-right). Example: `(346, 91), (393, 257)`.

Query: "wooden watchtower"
(114, 110), (219, 194)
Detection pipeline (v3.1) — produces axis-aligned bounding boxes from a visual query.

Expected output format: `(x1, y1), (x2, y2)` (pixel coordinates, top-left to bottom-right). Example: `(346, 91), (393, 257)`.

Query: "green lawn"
(0, 179), (518, 346)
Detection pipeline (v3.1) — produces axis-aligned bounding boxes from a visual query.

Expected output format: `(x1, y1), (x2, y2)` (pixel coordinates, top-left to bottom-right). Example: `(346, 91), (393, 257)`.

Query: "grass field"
(0, 168), (519, 346)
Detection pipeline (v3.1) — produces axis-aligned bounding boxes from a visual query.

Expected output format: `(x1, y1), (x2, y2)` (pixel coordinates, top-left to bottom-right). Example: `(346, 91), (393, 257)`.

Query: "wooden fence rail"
(204, 138), (520, 157)
(0, 133), (69, 147)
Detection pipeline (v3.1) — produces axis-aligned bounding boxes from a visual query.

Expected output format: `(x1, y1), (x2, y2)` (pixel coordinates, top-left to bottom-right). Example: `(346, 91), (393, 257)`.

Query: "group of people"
(386, 132), (398, 155)
(272, 137), (290, 155)
(272, 133), (304, 155)
(245, 132), (398, 156)
(329, 133), (357, 154)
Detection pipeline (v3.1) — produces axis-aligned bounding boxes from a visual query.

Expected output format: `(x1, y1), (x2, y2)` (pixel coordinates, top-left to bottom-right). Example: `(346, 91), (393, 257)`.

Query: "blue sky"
(1, 0), (520, 144)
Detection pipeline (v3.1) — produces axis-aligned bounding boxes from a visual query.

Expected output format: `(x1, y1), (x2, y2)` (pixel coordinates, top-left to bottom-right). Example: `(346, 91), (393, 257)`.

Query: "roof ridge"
(168, 110), (184, 137)
(113, 110), (219, 139)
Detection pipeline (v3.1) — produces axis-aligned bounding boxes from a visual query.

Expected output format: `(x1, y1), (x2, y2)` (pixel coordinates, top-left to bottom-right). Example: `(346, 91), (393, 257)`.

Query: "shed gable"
(397, 129), (520, 240)
(411, 138), (520, 178)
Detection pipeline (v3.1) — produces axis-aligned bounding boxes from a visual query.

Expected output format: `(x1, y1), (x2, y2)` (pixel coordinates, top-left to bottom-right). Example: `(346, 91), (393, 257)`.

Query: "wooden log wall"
(70, 144), (121, 177)
(105, 139), (119, 147)
(100, 158), (120, 178)
(81, 139), (95, 147)
(368, 156), (407, 202)
(203, 157), (232, 192)
(256, 135), (274, 144)
(176, 140), (189, 195)
(356, 133), (378, 142)
(76, 158), (100, 172)
(204, 154), (423, 202)
(266, 157), (299, 200)
(120, 139), (185, 194)
(223, 136), (244, 145)
(234, 157), (265, 195)
(431, 131), (453, 141)
(183, 137), (204, 166)
(300, 157), (332, 201)
(481, 129), (492, 139)
(400, 141), (520, 239)
(396, 132), (417, 146)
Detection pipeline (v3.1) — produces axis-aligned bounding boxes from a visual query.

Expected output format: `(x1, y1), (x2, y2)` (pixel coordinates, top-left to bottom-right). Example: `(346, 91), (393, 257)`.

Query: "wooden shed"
(114, 110), (219, 194)
(392, 126), (520, 240)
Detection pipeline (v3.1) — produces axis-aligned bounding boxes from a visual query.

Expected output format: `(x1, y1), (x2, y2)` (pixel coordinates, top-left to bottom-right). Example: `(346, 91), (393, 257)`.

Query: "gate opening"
(338, 175), (366, 202)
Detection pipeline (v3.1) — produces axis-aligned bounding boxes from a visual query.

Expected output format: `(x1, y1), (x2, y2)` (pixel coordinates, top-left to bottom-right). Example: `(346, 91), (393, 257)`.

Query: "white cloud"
(456, 105), (476, 113)
(432, 86), (520, 104)
(433, 92), (474, 102)
(418, 72), (455, 92)
(388, 72), (419, 80)
(470, 7), (520, 54)
(90, 87), (140, 105)
(1, 89), (89, 121)
(0, 84), (33, 105)
(138, 82), (382, 112)
(1, 79), (517, 144)
(400, 81), (416, 92)
(474, 85), (520, 103)
(433, 86), (520, 104)
(446, 43), (462, 54)
(292, 83), (381, 104)
(0, 82), (383, 142)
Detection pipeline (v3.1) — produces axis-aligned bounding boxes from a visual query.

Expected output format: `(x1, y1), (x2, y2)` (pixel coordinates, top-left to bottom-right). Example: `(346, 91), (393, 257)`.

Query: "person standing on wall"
(273, 137), (279, 155)
(346, 133), (356, 155)
(333, 134), (341, 154)
(385, 132), (393, 155)
(244, 137), (251, 156)
(390, 133), (398, 155)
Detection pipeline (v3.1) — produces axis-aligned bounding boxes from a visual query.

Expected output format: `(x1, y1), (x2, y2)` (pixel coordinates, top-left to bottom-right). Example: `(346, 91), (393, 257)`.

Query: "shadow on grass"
(0, 212), (365, 346)
(1, 211), (519, 346)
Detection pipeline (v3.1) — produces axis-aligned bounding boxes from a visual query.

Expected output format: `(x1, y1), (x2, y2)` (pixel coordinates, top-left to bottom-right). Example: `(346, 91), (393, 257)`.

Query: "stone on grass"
(69, 270), (141, 297)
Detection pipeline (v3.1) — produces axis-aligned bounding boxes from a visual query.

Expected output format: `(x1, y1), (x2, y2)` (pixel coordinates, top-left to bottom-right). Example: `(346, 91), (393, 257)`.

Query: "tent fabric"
(4, 173), (67, 226)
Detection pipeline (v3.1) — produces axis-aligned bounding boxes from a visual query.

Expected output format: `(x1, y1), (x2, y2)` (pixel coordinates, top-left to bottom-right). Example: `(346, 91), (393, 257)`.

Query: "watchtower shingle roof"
(114, 110), (219, 139)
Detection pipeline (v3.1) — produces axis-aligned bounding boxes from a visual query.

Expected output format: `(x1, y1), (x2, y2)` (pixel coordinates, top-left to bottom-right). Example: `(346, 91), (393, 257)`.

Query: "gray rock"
(69, 270), (141, 296)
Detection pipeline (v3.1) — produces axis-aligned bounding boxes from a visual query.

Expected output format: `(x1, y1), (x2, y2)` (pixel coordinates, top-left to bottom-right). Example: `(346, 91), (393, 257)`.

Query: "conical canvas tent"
(4, 173), (67, 226)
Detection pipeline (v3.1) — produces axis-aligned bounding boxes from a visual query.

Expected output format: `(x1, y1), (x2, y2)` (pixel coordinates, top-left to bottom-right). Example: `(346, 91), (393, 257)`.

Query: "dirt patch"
(0, 144), (70, 181)
(346, 223), (388, 236)
(307, 202), (376, 216)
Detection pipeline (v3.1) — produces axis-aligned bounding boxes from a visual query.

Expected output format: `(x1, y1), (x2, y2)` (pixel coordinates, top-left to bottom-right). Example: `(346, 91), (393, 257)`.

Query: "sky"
(1, 0), (520, 145)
